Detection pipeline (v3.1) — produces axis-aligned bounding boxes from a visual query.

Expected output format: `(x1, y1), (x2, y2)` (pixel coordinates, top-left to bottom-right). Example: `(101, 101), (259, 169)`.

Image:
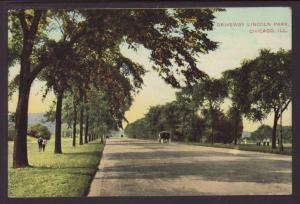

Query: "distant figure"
(37, 137), (43, 152)
(42, 139), (47, 152)
(121, 135), (123, 138)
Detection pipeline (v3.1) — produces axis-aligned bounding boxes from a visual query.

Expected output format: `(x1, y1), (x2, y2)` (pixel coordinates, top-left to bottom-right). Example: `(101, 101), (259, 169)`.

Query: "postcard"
(4, 4), (294, 201)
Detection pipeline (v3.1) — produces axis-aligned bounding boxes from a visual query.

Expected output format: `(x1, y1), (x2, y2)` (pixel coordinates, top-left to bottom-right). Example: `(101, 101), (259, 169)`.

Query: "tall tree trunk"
(79, 95), (84, 145)
(13, 82), (31, 168)
(234, 118), (238, 145)
(88, 132), (91, 142)
(272, 110), (280, 149)
(210, 106), (214, 145)
(12, 10), (44, 168)
(84, 113), (89, 143)
(100, 135), (104, 144)
(54, 91), (63, 154)
(211, 124), (214, 145)
(72, 98), (77, 147)
(84, 97), (89, 144)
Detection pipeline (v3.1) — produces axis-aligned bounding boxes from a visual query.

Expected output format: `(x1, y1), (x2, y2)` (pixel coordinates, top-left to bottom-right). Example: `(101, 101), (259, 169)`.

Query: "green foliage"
(8, 112), (16, 123)
(43, 101), (56, 123)
(125, 118), (151, 139)
(251, 125), (272, 141)
(251, 124), (292, 143)
(226, 106), (243, 143)
(222, 48), (291, 148)
(277, 125), (292, 143)
(193, 78), (228, 108)
(223, 49), (291, 122)
(9, 8), (223, 166)
(8, 123), (15, 141)
(125, 96), (239, 144)
(88, 89), (121, 135)
(61, 93), (75, 128)
(82, 8), (223, 87)
(27, 123), (51, 139)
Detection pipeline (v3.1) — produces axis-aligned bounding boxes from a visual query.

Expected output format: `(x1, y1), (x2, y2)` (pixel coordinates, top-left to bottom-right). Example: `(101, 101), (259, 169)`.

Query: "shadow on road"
(101, 139), (291, 184)
(100, 157), (290, 184)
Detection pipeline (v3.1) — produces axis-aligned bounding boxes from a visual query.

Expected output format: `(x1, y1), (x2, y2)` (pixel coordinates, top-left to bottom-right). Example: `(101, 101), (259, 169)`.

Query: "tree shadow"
(99, 150), (291, 184)
(104, 150), (275, 160)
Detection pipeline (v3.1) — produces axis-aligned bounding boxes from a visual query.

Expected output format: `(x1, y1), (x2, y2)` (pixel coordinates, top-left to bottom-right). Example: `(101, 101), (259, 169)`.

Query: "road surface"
(88, 138), (292, 196)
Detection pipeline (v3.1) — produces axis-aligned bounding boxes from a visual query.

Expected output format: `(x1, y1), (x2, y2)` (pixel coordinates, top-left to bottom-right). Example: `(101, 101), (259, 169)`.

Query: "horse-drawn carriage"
(158, 131), (171, 143)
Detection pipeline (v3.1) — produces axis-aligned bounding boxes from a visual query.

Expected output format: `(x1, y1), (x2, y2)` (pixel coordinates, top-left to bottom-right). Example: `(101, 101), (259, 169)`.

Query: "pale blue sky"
(9, 7), (292, 132)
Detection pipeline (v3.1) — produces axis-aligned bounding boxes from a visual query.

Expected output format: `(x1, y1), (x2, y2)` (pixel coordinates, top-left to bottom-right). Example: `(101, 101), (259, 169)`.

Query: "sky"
(8, 7), (292, 132)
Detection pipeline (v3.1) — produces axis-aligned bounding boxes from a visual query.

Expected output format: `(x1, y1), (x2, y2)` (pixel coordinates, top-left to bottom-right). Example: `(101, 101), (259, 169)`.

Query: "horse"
(158, 131), (171, 143)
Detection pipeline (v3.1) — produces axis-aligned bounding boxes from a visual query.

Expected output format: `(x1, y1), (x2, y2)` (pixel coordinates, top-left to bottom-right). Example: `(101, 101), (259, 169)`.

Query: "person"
(42, 138), (47, 152)
(37, 137), (43, 152)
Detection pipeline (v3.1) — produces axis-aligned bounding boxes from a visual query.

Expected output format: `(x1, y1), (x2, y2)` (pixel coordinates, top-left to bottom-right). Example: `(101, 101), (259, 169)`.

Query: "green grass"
(8, 137), (104, 197)
(184, 142), (292, 155)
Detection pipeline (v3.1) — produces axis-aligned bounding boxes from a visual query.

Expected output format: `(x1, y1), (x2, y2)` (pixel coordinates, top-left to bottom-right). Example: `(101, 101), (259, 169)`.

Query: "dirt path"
(88, 138), (291, 196)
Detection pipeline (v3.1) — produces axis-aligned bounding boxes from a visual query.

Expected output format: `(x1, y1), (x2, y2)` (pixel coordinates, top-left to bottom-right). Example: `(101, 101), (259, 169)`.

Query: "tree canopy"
(9, 8), (224, 167)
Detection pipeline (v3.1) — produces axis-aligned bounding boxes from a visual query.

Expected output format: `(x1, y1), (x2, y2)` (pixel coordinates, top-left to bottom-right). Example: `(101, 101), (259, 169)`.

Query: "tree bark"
(88, 133), (91, 142)
(272, 110), (280, 149)
(54, 91), (63, 154)
(13, 82), (31, 168)
(84, 113), (89, 143)
(234, 118), (238, 145)
(79, 95), (84, 145)
(72, 98), (77, 147)
(211, 124), (214, 145)
(84, 97), (89, 144)
(210, 106), (214, 145)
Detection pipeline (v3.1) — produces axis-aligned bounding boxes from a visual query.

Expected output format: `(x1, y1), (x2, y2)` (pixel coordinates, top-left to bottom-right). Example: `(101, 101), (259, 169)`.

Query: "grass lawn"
(8, 137), (104, 197)
(186, 142), (292, 155)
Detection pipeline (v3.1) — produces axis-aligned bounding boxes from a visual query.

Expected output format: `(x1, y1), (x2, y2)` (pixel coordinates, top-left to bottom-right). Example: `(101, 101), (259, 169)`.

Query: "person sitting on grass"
(42, 138), (48, 152)
(37, 137), (43, 152)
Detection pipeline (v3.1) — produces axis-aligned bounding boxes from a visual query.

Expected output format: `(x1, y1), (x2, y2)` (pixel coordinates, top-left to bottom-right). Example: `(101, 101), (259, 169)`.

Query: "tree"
(227, 106), (243, 145)
(251, 125), (272, 142)
(250, 49), (291, 149)
(175, 90), (201, 141)
(27, 124), (51, 140)
(10, 8), (222, 167)
(61, 93), (77, 146)
(193, 78), (228, 144)
(38, 39), (80, 153)
(222, 64), (251, 145)
(9, 10), (49, 167)
(226, 49), (291, 149)
(125, 118), (150, 139)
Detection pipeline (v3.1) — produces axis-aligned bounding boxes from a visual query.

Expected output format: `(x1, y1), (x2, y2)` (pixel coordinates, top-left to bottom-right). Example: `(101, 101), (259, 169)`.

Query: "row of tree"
(125, 100), (243, 144)
(9, 9), (223, 167)
(251, 125), (292, 143)
(126, 48), (292, 148)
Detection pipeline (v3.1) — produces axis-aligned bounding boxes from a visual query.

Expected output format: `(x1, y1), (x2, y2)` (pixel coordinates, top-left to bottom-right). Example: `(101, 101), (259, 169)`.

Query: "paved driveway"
(88, 138), (292, 196)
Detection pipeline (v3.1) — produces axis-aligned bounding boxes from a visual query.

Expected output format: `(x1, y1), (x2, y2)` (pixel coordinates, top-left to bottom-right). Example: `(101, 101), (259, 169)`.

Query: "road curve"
(88, 138), (291, 196)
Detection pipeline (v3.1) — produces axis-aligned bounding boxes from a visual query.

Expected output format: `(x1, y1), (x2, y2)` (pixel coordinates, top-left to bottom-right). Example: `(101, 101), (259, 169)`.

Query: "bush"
(8, 123), (15, 141)
(251, 125), (272, 141)
(28, 123), (51, 140)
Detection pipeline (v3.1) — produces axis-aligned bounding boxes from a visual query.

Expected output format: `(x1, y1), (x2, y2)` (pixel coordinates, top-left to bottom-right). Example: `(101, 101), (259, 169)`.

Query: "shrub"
(251, 125), (272, 141)
(28, 123), (51, 140)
